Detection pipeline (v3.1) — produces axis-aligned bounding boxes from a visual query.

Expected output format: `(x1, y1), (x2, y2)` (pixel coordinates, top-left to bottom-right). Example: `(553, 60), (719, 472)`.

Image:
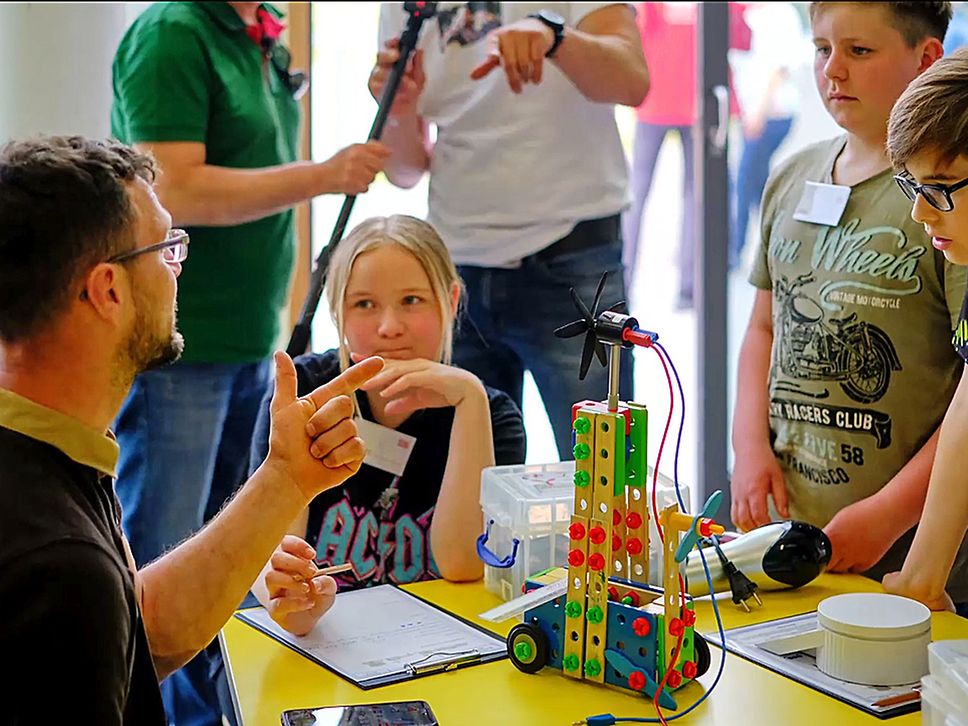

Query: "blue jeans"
(455, 226), (635, 460)
(622, 122), (695, 302)
(114, 359), (271, 726)
(732, 117), (793, 264)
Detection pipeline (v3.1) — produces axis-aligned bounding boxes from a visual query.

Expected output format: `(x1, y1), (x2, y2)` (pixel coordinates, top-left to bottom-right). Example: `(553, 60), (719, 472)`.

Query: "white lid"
(818, 593), (930, 641)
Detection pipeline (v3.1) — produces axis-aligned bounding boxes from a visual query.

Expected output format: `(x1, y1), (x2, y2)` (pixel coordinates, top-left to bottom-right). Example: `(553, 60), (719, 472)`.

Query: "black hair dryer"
(683, 520), (832, 596)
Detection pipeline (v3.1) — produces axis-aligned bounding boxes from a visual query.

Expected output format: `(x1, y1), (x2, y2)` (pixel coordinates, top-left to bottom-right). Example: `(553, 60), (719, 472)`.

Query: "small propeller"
(554, 272), (612, 380)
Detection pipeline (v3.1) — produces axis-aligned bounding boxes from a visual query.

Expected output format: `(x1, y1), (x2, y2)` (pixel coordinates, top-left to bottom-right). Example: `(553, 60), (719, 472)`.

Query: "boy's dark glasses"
(894, 174), (968, 212)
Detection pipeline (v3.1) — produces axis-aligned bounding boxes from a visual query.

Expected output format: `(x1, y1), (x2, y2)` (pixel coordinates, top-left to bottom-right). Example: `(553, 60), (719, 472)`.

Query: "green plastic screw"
(565, 600), (583, 619)
(514, 641), (533, 661)
(574, 416), (591, 434)
(573, 443), (591, 460)
(563, 654), (580, 672)
(621, 596), (633, 605)
(584, 658), (602, 677)
(574, 470), (591, 488)
(586, 606), (604, 624)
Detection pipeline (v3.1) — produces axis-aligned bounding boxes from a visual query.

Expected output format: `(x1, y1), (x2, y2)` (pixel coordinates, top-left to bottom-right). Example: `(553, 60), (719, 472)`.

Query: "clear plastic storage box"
(923, 640), (968, 726)
(479, 460), (690, 601)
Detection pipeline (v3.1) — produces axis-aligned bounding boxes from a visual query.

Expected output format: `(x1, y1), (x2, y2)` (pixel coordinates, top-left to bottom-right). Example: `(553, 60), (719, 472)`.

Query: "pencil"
(871, 688), (921, 708)
(312, 563), (353, 578)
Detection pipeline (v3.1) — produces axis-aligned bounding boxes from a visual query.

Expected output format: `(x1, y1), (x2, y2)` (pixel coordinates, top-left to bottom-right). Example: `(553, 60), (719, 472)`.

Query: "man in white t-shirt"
(370, 2), (649, 458)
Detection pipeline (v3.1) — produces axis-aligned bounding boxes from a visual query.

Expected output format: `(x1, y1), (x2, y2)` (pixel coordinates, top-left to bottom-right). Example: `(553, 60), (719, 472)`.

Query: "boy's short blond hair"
(809, 2), (952, 47)
(888, 46), (968, 170)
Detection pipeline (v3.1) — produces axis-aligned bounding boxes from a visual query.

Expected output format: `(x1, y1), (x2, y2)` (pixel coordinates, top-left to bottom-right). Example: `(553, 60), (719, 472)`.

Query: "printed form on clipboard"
(235, 584), (507, 689)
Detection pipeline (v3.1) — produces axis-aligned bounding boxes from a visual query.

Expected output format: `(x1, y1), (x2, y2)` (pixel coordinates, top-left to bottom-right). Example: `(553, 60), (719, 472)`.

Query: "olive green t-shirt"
(750, 136), (968, 601)
(111, 2), (300, 363)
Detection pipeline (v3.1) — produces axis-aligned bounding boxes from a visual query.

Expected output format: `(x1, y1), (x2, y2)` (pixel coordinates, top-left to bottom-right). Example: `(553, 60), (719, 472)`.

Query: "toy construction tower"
(506, 274), (722, 706)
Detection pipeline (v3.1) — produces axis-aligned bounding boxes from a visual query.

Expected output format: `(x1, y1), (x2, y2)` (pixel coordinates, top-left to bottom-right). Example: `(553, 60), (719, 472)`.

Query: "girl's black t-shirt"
(249, 350), (526, 588)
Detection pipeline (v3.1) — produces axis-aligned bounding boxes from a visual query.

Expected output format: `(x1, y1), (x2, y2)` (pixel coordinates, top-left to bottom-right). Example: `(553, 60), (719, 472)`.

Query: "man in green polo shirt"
(111, 3), (389, 723)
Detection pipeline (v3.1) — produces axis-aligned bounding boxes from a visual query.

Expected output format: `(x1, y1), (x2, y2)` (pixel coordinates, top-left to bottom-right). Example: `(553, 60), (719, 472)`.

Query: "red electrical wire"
(652, 574), (688, 725)
(650, 346), (675, 544)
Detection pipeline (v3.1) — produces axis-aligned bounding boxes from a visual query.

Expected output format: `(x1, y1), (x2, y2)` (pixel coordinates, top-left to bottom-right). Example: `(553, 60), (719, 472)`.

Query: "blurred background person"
(623, 1), (749, 310)
(729, 2), (808, 271)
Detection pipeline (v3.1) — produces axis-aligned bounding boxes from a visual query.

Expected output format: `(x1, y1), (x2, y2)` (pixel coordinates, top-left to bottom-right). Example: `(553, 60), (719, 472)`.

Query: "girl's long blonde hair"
(325, 215), (464, 372)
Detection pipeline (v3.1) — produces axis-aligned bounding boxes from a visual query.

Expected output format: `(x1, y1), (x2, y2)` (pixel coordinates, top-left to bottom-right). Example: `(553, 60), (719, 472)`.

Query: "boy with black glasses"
(882, 46), (968, 611)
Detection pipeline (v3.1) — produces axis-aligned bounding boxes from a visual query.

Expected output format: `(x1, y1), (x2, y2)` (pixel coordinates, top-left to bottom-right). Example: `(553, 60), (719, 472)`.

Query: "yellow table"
(221, 574), (968, 725)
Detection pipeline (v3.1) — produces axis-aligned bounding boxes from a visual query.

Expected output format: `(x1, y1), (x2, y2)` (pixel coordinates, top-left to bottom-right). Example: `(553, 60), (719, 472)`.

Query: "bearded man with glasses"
(0, 135), (382, 725)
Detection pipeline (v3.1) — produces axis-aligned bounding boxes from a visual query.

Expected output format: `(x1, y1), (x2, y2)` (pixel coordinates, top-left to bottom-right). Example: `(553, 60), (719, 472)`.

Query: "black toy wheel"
(693, 633), (711, 678)
(507, 622), (549, 674)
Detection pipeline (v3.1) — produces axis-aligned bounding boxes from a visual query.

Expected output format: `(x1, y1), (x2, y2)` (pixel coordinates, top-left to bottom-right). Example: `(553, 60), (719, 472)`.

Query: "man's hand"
(317, 141), (391, 196)
(266, 351), (384, 502)
(368, 38), (426, 115)
(823, 500), (897, 573)
(882, 569), (955, 612)
(264, 535), (338, 635)
(469, 18), (555, 93)
(731, 445), (789, 532)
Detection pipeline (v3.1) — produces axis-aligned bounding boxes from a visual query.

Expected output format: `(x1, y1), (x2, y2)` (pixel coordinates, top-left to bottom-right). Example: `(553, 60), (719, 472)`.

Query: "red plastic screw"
(626, 512), (643, 529)
(632, 617), (651, 637)
(589, 526), (606, 545)
(588, 553), (605, 571)
(682, 661), (697, 680)
(568, 549), (585, 567)
(569, 522), (586, 541)
(667, 670), (682, 688)
(626, 537), (643, 555)
(628, 671), (646, 691)
(669, 618), (684, 637)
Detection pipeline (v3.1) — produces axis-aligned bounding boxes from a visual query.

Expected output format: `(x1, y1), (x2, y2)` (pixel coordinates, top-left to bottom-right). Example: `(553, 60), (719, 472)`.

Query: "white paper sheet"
(237, 585), (506, 688)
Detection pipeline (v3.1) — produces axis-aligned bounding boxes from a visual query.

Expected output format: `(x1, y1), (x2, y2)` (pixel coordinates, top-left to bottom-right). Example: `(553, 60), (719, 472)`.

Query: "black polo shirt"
(0, 389), (165, 724)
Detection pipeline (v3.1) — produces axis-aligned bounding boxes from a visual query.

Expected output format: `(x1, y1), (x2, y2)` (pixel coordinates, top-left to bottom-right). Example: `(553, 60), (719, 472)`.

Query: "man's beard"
(120, 294), (184, 381)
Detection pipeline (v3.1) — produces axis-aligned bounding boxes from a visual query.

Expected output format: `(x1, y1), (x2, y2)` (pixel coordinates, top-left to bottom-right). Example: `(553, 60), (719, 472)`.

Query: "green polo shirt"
(111, 2), (300, 363)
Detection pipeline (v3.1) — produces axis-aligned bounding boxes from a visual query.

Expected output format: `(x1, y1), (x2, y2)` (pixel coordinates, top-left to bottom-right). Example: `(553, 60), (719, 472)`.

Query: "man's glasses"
(894, 174), (968, 213)
(107, 229), (190, 265)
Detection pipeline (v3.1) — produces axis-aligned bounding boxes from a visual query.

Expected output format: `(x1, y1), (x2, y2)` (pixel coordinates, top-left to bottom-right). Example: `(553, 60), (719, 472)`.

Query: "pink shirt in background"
(635, 2), (750, 126)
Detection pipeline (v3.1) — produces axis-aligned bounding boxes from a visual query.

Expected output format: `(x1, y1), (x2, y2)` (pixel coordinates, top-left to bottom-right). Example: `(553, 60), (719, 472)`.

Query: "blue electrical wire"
(577, 344), (727, 726)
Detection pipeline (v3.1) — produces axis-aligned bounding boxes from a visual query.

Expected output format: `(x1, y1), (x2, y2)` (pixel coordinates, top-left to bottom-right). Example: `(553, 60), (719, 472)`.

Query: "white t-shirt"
(378, 2), (631, 267)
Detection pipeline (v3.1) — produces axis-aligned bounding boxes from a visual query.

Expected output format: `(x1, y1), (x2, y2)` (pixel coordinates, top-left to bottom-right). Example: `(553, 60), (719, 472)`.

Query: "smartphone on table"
(280, 700), (438, 726)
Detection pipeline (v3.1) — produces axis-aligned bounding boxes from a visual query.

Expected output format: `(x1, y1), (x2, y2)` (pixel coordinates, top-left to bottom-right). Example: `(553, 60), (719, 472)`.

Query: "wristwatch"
(528, 10), (566, 58)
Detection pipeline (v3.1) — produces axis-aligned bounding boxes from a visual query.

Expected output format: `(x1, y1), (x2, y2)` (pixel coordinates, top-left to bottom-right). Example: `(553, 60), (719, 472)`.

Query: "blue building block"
(602, 602), (658, 690)
(523, 596), (566, 670)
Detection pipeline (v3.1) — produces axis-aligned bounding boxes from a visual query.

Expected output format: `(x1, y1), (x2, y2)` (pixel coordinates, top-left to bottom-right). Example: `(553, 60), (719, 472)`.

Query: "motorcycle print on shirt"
(773, 272), (902, 404)
(765, 213), (928, 454)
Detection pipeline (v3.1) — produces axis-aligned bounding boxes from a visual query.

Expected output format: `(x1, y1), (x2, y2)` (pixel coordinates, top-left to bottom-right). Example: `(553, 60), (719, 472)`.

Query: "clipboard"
(235, 584), (507, 689)
(705, 612), (921, 719)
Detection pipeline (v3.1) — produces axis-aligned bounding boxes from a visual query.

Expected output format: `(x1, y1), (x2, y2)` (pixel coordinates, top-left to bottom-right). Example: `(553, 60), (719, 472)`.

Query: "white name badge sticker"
(355, 417), (417, 477)
(793, 181), (851, 226)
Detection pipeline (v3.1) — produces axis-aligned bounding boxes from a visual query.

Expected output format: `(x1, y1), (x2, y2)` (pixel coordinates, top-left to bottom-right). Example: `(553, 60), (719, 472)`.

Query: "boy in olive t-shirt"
(731, 1), (968, 605)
